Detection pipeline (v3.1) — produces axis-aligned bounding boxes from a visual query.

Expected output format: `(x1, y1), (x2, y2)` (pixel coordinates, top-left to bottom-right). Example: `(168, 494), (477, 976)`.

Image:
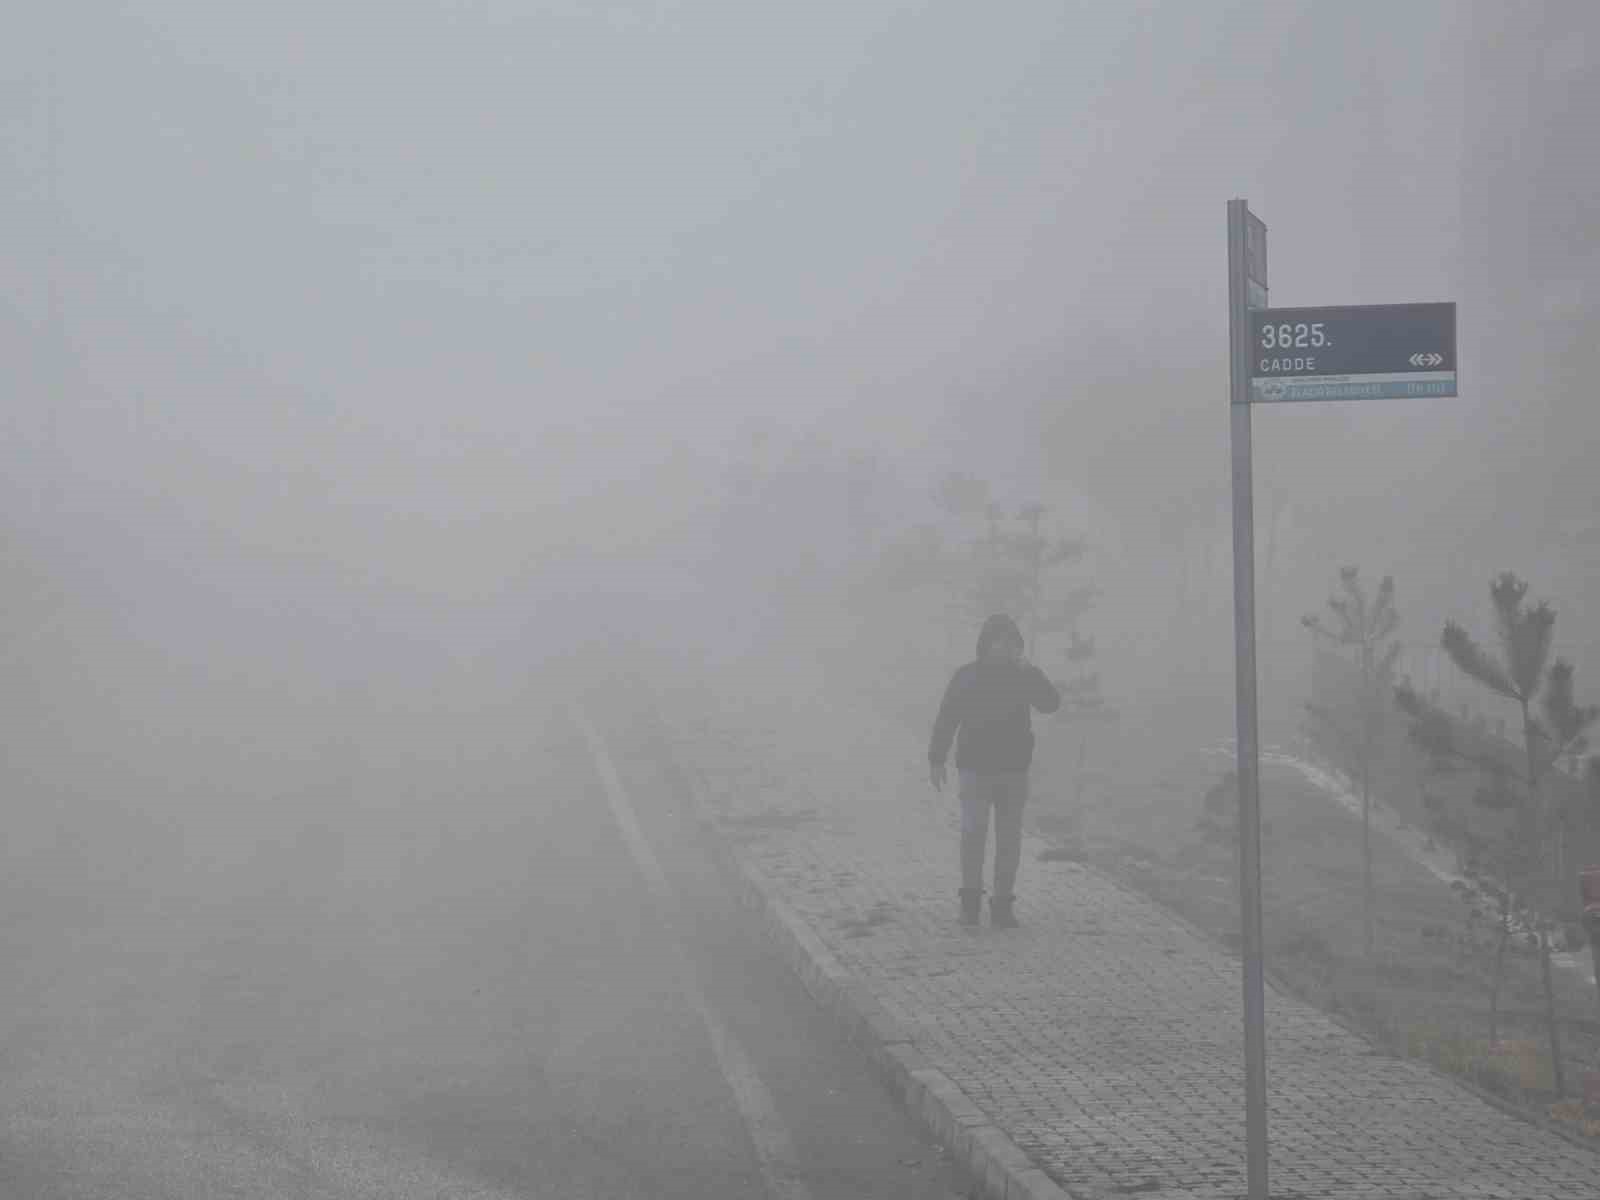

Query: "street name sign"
(1227, 197), (1462, 1200)
(1248, 301), (1456, 403)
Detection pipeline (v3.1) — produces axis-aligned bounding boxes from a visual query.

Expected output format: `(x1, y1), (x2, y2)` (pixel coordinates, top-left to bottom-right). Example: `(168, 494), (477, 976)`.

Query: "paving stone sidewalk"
(664, 668), (1600, 1200)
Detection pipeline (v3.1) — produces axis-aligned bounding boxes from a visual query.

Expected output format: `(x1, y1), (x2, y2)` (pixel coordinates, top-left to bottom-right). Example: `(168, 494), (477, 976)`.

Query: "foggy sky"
(4, 2), (1597, 706)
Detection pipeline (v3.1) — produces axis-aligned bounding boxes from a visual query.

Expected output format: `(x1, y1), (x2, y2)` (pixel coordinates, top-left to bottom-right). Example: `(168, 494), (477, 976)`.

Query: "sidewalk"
(661, 664), (1600, 1200)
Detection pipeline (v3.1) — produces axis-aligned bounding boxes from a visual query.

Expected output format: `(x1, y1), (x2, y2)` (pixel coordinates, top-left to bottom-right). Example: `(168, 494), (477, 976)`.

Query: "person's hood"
(975, 613), (1023, 660)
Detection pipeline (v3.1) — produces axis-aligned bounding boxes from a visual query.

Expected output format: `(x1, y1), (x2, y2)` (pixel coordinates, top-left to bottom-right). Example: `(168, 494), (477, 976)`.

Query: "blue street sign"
(1248, 302), (1456, 403)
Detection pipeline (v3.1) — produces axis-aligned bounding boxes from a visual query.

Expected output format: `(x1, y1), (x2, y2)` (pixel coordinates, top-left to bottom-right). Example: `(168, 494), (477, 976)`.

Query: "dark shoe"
(990, 895), (1019, 929)
(959, 888), (983, 926)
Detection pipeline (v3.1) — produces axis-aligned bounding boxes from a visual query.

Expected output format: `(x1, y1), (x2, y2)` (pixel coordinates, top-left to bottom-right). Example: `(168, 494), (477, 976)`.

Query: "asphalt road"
(0, 670), (967, 1199)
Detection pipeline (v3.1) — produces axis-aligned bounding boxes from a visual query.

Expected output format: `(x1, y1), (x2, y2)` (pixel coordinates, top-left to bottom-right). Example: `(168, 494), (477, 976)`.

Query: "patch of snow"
(1199, 740), (1596, 987)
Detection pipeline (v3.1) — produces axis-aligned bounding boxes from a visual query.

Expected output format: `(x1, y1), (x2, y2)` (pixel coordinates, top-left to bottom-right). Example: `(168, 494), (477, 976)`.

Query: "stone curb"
(680, 768), (1077, 1200)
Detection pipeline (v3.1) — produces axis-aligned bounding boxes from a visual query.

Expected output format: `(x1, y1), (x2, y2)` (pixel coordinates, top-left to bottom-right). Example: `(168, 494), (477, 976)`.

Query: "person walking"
(928, 613), (1060, 928)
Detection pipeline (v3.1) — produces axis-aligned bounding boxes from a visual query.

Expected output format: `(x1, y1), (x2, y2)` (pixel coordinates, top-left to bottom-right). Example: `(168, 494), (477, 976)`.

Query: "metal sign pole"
(1227, 197), (1269, 1200)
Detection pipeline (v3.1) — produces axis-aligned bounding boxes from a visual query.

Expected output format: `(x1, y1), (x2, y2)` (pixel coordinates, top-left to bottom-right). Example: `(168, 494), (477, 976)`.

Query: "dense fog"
(1, 7), (1596, 1187)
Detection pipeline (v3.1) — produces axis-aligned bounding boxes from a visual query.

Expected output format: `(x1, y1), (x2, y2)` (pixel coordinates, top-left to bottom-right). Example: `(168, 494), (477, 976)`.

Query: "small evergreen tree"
(1007, 502), (1087, 656)
(1043, 580), (1113, 813)
(1395, 573), (1598, 1097)
(930, 477), (1086, 658)
(1302, 566), (1400, 960)
(1587, 760), (1600, 1017)
(1409, 736), (1539, 1047)
(929, 481), (1110, 807)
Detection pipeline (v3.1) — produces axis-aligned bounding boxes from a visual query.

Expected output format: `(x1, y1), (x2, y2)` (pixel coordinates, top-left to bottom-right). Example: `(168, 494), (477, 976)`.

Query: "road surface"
(0, 670), (966, 1199)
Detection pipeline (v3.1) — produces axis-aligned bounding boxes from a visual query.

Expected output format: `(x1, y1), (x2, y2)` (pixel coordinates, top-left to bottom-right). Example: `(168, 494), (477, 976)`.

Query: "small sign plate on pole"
(1245, 212), (1268, 310)
(1249, 302), (1456, 403)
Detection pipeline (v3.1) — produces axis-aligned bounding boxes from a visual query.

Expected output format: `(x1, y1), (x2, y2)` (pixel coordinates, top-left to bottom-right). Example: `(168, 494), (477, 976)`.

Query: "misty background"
(3, 2), (1597, 906)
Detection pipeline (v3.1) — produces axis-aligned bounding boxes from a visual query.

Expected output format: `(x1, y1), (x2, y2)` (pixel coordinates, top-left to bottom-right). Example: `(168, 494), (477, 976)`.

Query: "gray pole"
(1227, 197), (1269, 1200)
(43, 11), (62, 529)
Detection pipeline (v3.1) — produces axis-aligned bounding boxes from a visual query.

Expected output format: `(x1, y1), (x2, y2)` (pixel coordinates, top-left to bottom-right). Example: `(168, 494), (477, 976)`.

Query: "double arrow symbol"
(1409, 352), (1445, 368)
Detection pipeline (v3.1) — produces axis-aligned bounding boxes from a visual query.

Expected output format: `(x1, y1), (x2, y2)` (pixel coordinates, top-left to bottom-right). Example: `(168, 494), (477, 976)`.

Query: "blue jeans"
(959, 769), (1027, 896)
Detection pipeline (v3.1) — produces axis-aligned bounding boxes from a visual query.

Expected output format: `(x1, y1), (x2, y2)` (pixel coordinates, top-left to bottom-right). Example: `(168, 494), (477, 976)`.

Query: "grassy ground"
(1028, 745), (1600, 1136)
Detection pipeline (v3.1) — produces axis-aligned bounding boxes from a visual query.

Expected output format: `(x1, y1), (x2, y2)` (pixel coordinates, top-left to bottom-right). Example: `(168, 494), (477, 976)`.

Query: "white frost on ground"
(1199, 740), (1597, 987)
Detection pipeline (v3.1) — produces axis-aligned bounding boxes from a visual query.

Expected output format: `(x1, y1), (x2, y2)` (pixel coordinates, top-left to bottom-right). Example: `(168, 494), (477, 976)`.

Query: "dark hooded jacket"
(928, 615), (1061, 773)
